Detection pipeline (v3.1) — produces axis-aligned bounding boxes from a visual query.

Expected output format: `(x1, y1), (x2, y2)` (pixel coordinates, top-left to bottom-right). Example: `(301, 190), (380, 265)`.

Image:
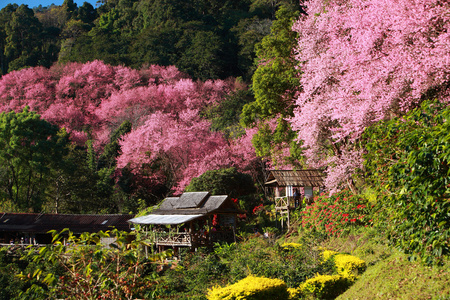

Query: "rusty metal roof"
(265, 170), (325, 187)
(0, 213), (133, 234)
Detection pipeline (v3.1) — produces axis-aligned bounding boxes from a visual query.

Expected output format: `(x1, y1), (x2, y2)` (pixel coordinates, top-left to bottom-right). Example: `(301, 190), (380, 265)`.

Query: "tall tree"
(0, 108), (68, 211)
(4, 5), (44, 72)
(176, 29), (225, 80)
(0, 4), (17, 75)
(241, 5), (303, 166)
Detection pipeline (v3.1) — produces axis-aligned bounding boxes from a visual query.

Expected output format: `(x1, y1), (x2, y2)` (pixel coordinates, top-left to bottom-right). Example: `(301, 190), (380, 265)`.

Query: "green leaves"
(186, 167), (256, 199)
(0, 107), (67, 211)
(363, 100), (450, 263)
(240, 5), (303, 166)
(21, 228), (167, 299)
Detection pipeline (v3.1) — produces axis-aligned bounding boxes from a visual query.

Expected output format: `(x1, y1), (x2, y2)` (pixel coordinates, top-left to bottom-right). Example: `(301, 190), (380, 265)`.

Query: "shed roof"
(129, 193), (238, 225)
(0, 213), (133, 234)
(175, 191), (209, 209)
(128, 214), (203, 225)
(265, 169), (325, 187)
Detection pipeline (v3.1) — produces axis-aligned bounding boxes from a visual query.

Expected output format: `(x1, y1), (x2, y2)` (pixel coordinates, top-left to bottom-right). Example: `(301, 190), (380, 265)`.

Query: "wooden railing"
(151, 230), (235, 247)
(274, 196), (303, 211)
(154, 232), (193, 246)
(275, 196), (291, 210)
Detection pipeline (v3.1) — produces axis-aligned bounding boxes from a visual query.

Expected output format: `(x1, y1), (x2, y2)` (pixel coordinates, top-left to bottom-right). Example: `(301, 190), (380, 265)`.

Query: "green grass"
(282, 227), (450, 300)
(337, 251), (450, 300)
(300, 228), (450, 300)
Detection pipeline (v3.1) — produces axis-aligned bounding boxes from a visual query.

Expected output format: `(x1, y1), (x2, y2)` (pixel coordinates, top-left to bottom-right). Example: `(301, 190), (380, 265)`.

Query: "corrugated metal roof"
(155, 192), (233, 215)
(0, 213), (133, 233)
(265, 170), (325, 187)
(128, 214), (203, 225)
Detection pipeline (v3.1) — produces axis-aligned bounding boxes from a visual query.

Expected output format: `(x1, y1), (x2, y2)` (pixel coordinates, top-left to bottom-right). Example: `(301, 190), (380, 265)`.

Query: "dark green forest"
(0, 0), (303, 81)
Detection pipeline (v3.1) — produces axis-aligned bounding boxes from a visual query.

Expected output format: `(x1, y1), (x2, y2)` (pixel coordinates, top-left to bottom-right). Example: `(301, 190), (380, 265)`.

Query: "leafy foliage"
(0, 0), (291, 81)
(300, 274), (352, 300)
(162, 237), (336, 298)
(185, 167), (256, 199)
(207, 275), (290, 300)
(363, 100), (450, 263)
(0, 247), (43, 300)
(20, 229), (170, 299)
(0, 107), (68, 211)
(241, 5), (303, 166)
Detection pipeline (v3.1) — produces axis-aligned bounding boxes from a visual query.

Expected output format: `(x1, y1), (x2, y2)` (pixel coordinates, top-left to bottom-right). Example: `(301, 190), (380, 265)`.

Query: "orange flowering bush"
(300, 190), (373, 237)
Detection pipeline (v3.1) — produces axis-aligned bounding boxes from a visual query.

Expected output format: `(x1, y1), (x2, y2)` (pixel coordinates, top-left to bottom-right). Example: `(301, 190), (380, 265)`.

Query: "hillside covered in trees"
(0, 0), (450, 298)
(0, 0), (303, 81)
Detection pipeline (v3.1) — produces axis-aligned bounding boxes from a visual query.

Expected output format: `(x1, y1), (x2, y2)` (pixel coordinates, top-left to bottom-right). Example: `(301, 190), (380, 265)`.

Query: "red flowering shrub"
(252, 204), (264, 215)
(300, 190), (373, 237)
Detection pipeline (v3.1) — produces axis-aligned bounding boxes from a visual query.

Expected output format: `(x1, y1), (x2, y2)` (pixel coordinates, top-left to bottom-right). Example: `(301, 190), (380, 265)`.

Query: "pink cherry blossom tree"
(117, 110), (228, 193)
(0, 66), (56, 112)
(0, 61), (258, 197)
(290, 0), (450, 192)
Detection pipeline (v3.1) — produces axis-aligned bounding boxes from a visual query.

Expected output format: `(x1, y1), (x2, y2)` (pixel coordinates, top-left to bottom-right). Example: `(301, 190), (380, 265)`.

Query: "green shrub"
(363, 100), (450, 263)
(207, 275), (290, 300)
(321, 250), (367, 280)
(280, 242), (302, 250)
(185, 167), (256, 199)
(300, 274), (352, 300)
(334, 254), (366, 279)
(163, 248), (229, 298)
(321, 250), (338, 261)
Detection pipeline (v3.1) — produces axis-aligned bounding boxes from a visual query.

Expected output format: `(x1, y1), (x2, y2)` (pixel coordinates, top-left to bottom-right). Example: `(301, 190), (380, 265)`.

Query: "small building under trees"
(128, 192), (240, 256)
(0, 213), (133, 245)
(265, 170), (325, 228)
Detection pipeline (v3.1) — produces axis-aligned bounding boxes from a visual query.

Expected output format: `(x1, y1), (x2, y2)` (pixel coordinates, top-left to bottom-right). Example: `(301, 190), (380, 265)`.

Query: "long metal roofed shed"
(0, 213), (133, 245)
(128, 192), (240, 254)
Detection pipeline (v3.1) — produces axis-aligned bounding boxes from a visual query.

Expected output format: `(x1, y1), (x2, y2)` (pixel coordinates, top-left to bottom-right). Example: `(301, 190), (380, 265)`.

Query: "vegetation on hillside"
(0, 0), (302, 81)
(0, 0), (449, 298)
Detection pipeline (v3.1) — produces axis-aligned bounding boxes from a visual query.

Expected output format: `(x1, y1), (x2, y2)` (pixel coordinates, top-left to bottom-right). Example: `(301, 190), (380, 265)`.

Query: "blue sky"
(1, 0), (98, 9)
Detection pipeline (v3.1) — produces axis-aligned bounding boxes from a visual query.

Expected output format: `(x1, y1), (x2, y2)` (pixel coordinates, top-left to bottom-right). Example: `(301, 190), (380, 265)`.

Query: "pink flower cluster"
(0, 61), (260, 193)
(290, 0), (450, 191)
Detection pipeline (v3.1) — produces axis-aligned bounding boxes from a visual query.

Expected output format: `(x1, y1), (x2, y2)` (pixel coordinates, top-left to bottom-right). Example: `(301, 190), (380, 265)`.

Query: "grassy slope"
(338, 251), (450, 300)
(305, 230), (450, 300)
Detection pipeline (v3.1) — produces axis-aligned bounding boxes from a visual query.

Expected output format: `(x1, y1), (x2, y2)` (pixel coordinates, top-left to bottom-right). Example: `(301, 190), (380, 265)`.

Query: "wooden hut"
(264, 170), (325, 228)
(128, 192), (240, 255)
